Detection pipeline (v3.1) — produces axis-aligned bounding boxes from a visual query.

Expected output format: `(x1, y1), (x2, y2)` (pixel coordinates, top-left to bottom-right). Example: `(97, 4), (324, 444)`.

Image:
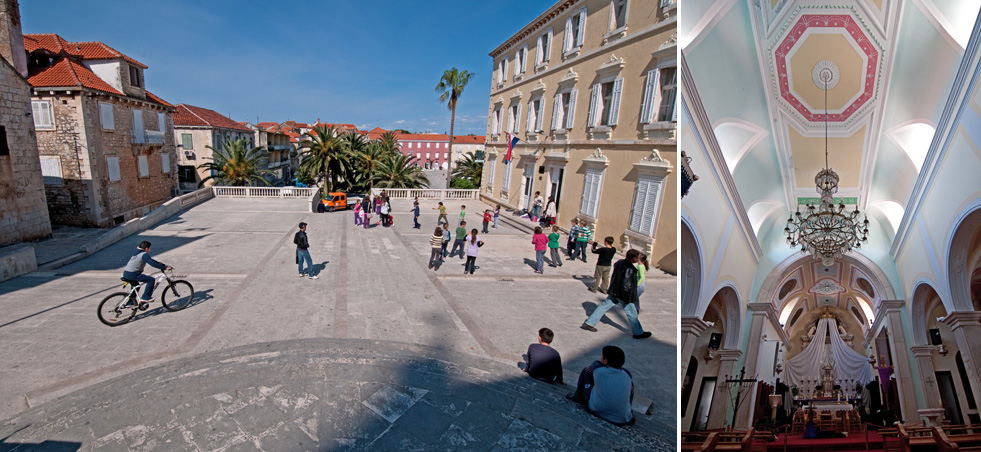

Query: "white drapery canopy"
(785, 317), (874, 388)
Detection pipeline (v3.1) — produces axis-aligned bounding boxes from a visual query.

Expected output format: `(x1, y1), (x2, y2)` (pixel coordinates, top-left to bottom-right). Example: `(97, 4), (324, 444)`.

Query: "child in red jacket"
(482, 209), (492, 234)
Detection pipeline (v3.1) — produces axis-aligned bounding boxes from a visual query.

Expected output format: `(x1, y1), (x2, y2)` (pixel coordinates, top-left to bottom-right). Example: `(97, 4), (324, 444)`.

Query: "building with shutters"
(481, 0), (678, 272)
(21, 31), (177, 227)
(173, 104), (253, 192)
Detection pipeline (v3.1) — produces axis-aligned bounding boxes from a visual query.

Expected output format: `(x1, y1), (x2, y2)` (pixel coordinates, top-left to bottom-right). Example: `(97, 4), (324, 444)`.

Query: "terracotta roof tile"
(24, 33), (147, 68)
(144, 90), (172, 107)
(27, 57), (122, 95)
(173, 104), (251, 131)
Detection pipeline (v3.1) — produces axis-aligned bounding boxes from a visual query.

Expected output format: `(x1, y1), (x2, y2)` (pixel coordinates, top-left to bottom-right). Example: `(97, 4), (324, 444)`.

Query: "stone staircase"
(0, 338), (674, 451)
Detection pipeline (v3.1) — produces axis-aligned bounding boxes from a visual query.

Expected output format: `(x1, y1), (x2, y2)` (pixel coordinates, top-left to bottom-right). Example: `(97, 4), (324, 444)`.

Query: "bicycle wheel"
(97, 292), (137, 326)
(161, 280), (194, 311)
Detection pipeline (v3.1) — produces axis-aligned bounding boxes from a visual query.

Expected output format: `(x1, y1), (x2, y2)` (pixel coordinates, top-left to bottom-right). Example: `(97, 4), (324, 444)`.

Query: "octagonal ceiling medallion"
(770, 8), (884, 127)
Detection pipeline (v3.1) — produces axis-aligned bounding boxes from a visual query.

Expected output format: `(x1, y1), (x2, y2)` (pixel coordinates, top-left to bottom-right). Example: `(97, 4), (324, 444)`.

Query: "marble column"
(732, 302), (773, 428)
(910, 345), (944, 423)
(943, 311), (981, 412)
(879, 300), (920, 424)
(707, 349), (742, 429)
(681, 316), (710, 381)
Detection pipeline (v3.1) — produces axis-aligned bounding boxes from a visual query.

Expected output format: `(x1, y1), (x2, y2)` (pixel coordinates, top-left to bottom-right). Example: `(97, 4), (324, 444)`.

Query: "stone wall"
(35, 91), (176, 227)
(0, 57), (51, 246)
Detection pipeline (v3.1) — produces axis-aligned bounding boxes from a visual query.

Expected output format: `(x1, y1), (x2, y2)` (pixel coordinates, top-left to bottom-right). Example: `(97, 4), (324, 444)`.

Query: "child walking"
(412, 201), (421, 229)
(362, 203), (372, 229)
(493, 205), (501, 229)
(464, 229), (483, 274)
(440, 222), (451, 257)
(459, 205), (467, 226)
(428, 227), (444, 270)
(433, 202), (448, 225)
(353, 200), (362, 226)
(532, 226), (548, 274)
(548, 225), (563, 267)
(482, 209), (492, 234)
(636, 253), (649, 313)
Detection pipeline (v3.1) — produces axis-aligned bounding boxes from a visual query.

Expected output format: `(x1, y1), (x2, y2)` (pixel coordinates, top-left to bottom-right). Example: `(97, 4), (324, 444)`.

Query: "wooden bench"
(898, 424), (938, 452)
(934, 426), (981, 452)
(681, 432), (719, 452)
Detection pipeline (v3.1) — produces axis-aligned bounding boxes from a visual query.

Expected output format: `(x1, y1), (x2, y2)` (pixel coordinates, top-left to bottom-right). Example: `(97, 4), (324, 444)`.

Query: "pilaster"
(878, 300), (919, 423)
(707, 349), (742, 429)
(733, 302), (774, 428)
(909, 345), (943, 412)
(680, 316), (710, 380)
(943, 311), (981, 412)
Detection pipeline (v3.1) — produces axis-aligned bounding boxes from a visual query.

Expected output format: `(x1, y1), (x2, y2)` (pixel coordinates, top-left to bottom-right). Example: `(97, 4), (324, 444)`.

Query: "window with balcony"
(31, 100), (53, 129)
(100, 102), (114, 130)
(641, 66), (677, 123)
(563, 7), (587, 54)
(551, 89), (578, 130)
(587, 78), (623, 128)
(536, 29), (553, 66)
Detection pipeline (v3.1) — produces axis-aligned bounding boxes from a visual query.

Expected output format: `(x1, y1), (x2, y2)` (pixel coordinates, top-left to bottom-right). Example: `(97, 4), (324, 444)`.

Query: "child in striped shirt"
(428, 227), (444, 270)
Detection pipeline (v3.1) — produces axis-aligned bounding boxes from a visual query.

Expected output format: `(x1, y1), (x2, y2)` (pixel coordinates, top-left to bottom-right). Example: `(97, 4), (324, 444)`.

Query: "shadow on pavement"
(131, 288), (216, 323)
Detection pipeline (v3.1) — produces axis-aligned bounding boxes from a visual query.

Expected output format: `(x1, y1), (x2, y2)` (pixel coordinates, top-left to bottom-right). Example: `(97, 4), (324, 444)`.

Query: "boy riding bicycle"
(122, 241), (171, 303)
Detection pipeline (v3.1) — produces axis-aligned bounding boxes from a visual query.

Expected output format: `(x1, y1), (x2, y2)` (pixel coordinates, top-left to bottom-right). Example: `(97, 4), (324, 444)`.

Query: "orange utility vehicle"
(321, 192), (348, 212)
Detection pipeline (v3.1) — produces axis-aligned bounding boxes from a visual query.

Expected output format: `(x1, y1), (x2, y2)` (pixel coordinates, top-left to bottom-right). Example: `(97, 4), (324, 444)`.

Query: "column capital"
(910, 345), (936, 358)
(878, 300), (906, 313)
(680, 316), (711, 335)
(747, 302), (776, 316)
(942, 311), (981, 331)
(716, 349), (742, 361)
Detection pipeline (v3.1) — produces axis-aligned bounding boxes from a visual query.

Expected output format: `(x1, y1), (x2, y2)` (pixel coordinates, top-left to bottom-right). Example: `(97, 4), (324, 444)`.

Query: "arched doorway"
(682, 286), (742, 431)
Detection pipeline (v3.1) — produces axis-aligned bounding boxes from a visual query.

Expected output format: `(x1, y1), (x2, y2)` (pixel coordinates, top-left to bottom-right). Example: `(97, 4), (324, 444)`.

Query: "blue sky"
(20, 1), (554, 135)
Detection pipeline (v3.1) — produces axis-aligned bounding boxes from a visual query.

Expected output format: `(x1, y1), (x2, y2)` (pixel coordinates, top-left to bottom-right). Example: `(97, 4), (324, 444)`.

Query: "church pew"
(940, 426), (981, 450)
(898, 424), (938, 452)
(934, 426), (981, 452)
(681, 432), (719, 452)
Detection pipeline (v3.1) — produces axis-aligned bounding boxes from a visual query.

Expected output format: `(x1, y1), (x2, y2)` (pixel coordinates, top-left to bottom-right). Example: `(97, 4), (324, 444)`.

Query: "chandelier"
(785, 63), (869, 266)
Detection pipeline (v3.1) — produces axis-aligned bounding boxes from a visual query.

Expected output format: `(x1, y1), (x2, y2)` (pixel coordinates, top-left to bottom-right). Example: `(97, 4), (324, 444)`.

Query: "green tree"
(197, 138), (270, 187)
(373, 153), (429, 189)
(451, 151), (483, 186)
(350, 141), (389, 192)
(378, 130), (401, 155)
(299, 125), (347, 192)
(436, 67), (475, 186)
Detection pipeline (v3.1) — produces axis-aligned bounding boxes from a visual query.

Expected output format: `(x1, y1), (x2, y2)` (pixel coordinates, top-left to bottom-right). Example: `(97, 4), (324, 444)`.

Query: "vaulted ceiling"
(682, 0), (981, 281)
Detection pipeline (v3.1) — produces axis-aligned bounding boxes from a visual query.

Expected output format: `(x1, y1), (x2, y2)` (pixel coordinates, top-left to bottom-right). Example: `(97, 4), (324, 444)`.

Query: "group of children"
(352, 192), (393, 228)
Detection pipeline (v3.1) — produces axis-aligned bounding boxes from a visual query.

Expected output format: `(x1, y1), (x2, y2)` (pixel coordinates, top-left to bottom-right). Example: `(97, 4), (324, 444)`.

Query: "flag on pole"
(505, 132), (519, 164)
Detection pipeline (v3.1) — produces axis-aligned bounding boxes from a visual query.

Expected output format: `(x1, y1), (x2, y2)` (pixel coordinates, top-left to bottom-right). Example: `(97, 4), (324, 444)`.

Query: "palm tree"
(299, 125), (346, 192)
(350, 141), (388, 192)
(198, 138), (270, 187)
(436, 67), (475, 187)
(378, 130), (401, 155)
(451, 151), (483, 186)
(373, 153), (429, 189)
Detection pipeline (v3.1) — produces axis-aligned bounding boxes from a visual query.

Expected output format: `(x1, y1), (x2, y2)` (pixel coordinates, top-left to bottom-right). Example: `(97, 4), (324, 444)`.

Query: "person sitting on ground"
(566, 345), (635, 426)
(122, 240), (172, 304)
(525, 327), (564, 384)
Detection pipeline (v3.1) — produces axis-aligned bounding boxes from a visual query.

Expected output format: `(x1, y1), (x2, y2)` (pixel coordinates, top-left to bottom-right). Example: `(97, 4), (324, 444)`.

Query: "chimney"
(0, 0), (26, 77)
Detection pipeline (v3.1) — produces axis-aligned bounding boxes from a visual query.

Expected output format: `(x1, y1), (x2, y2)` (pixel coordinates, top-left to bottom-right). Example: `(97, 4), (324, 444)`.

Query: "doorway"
(690, 377), (717, 431)
(520, 163), (534, 211)
(937, 371), (964, 425)
(547, 166), (564, 213)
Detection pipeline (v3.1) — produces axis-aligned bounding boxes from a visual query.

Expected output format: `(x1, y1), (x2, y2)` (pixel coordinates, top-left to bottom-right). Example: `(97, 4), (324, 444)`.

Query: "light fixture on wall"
(784, 61), (869, 266)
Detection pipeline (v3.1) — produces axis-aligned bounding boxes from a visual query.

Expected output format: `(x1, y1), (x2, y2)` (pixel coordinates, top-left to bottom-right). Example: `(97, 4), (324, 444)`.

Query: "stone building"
(247, 122), (293, 186)
(482, 0), (678, 272)
(0, 0), (50, 246)
(23, 32), (177, 227)
(173, 103), (253, 191)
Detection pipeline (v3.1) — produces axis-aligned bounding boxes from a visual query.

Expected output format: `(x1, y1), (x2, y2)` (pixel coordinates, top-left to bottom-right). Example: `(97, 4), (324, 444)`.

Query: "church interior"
(679, 0), (981, 449)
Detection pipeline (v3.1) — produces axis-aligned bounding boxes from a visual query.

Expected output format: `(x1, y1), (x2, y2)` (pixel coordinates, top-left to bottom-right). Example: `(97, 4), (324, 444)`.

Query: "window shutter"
(590, 172), (600, 217)
(182, 133), (193, 150)
(162, 152), (171, 173)
(521, 46), (528, 72)
(33, 101), (52, 129)
(641, 70), (658, 124)
(552, 93), (562, 130)
(514, 103), (522, 133)
(609, 78), (623, 126)
(536, 98), (545, 131)
(544, 29), (552, 61)
(39, 156), (62, 185)
(526, 100), (535, 131)
(133, 110), (144, 142)
(138, 155), (149, 177)
(629, 179), (649, 232)
(580, 172), (593, 214)
(514, 53), (520, 77)
(564, 17), (573, 51)
(651, 69), (664, 122)
(576, 9), (587, 47)
(504, 59), (508, 81)
(641, 180), (661, 235)
(158, 113), (166, 132)
(106, 156), (121, 181)
(565, 89), (578, 129)
(492, 108), (500, 134)
(587, 84), (600, 127)
(536, 35), (544, 64)
(100, 103), (114, 130)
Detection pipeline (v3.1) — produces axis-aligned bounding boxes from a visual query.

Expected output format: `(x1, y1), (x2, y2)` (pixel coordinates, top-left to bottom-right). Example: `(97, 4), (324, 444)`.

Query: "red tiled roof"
(452, 135), (485, 144)
(27, 57), (122, 95)
(144, 90), (172, 107)
(24, 33), (147, 68)
(173, 104), (251, 131)
(257, 122), (279, 129)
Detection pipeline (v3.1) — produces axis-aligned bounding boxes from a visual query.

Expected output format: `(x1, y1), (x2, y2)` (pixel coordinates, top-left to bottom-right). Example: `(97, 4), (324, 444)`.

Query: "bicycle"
(97, 269), (194, 326)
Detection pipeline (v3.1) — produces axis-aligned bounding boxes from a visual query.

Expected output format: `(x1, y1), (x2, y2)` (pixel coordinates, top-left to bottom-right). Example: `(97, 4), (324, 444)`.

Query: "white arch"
(910, 279), (945, 346)
(874, 200), (906, 234)
(758, 252), (899, 313)
(945, 200), (981, 312)
(706, 284), (743, 350)
(883, 120), (936, 172)
(747, 200), (784, 236)
(712, 118), (769, 173)
(681, 215), (704, 317)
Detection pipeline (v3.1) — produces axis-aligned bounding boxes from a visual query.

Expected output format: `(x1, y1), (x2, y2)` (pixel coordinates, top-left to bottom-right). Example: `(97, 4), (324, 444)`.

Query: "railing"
(131, 130), (166, 144)
(212, 186), (316, 198)
(178, 186), (213, 208)
(370, 188), (479, 200)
